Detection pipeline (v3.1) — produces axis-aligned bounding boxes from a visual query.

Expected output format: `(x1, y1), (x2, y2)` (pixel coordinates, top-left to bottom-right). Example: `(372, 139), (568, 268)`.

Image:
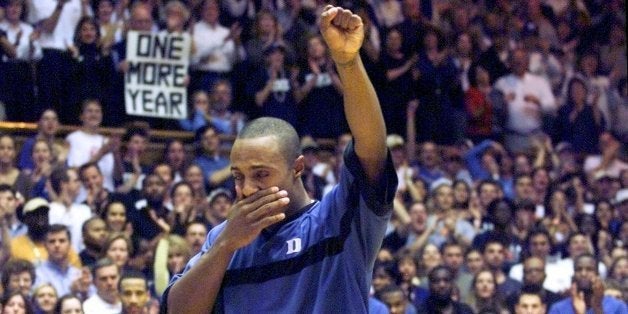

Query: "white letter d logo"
(286, 238), (302, 255)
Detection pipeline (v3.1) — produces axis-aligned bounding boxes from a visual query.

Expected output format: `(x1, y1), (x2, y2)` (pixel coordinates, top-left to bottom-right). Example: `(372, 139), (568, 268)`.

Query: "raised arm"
(320, 6), (386, 184)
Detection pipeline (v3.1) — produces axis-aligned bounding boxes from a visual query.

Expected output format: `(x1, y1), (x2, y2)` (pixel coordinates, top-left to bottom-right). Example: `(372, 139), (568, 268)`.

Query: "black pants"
(37, 49), (73, 123)
(0, 61), (36, 121)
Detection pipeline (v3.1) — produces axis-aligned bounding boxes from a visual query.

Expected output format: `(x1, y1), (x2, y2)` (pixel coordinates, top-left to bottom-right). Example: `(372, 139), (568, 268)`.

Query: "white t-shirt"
(0, 21), (42, 61)
(83, 294), (121, 314)
(27, 0), (88, 50)
(66, 130), (115, 193)
(49, 202), (92, 252)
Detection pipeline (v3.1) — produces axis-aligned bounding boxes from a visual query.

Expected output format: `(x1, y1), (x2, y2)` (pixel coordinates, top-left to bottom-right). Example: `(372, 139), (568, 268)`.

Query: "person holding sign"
(163, 6), (397, 313)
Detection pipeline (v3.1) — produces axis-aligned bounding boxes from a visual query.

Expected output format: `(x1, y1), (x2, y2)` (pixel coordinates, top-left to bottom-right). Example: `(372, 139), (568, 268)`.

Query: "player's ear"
(293, 155), (305, 178)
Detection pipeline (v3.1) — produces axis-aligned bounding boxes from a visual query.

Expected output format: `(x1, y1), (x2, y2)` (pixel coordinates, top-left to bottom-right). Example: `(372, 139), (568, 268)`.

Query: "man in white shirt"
(494, 48), (556, 153)
(83, 258), (122, 314)
(49, 167), (92, 253)
(190, 0), (245, 93)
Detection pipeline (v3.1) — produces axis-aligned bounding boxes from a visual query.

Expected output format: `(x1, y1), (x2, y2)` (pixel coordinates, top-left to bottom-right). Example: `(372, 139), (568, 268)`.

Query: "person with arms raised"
(163, 6), (396, 313)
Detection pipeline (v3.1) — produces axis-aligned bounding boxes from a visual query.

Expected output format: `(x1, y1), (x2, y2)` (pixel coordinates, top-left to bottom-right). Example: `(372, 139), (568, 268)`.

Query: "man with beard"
(79, 217), (109, 268)
(184, 222), (208, 256)
(418, 265), (473, 314)
(473, 198), (521, 263)
(10, 198), (82, 267)
(127, 174), (169, 242)
(549, 254), (627, 313)
(507, 256), (562, 311)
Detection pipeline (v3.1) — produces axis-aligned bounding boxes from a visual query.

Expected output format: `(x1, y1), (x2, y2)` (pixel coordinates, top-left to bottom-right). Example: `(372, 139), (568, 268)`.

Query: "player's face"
(230, 136), (299, 200)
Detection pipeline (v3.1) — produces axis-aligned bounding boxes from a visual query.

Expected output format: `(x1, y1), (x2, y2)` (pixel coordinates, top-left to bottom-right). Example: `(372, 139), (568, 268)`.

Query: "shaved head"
(237, 117), (301, 163)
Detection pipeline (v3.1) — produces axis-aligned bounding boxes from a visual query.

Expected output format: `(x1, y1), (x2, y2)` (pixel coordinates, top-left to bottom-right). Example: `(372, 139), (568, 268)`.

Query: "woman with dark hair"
(1, 291), (33, 314)
(183, 163), (210, 215)
(540, 188), (577, 247)
(164, 139), (188, 184)
(452, 179), (471, 210)
(554, 77), (605, 154)
(464, 64), (495, 143)
(53, 294), (82, 314)
(65, 17), (114, 125)
(609, 256), (628, 281)
(294, 34), (346, 139)
(465, 270), (509, 314)
(594, 199), (621, 236)
(248, 42), (298, 127)
(412, 26), (464, 145)
(167, 181), (199, 235)
(378, 27), (417, 136)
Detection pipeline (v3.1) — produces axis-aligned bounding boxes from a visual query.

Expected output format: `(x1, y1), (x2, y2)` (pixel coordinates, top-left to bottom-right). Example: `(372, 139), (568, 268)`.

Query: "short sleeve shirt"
(163, 141), (397, 313)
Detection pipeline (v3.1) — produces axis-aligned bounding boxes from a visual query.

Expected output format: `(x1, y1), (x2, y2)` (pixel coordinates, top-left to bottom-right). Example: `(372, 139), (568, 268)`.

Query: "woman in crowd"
(379, 27), (417, 136)
(167, 181), (198, 235)
(164, 139), (187, 184)
(417, 243), (442, 286)
(249, 43), (298, 127)
(0, 134), (31, 199)
(101, 201), (132, 237)
(18, 110), (65, 173)
(183, 163), (209, 215)
(452, 179), (471, 211)
(244, 9), (293, 68)
(1, 291), (32, 314)
(28, 139), (54, 199)
(294, 34), (345, 139)
(153, 234), (192, 296)
(104, 233), (133, 273)
(413, 26), (464, 145)
(541, 188), (578, 248)
(554, 77), (605, 154)
(595, 199), (621, 236)
(32, 284), (57, 314)
(465, 270), (508, 314)
(53, 295), (82, 314)
(66, 17), (114, 126)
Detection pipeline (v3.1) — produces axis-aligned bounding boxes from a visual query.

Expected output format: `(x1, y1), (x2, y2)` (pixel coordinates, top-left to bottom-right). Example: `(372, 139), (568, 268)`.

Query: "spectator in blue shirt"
(549, 253), (627, 314)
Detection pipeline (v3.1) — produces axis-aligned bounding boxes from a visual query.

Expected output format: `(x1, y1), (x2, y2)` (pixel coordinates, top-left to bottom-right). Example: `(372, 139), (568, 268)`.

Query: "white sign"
(125, 31), (190, 119)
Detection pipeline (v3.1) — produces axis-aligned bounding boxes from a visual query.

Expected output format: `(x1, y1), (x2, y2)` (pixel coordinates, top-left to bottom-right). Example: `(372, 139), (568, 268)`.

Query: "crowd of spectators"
(0, 0), (626, 313)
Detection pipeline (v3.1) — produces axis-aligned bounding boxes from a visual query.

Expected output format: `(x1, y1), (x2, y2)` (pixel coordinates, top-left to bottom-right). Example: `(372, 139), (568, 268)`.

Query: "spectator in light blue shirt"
(34, 224), (94, 298)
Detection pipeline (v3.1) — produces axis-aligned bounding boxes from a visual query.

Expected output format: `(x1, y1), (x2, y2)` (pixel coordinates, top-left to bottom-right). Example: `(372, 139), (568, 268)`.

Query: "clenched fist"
(319, 6), (364, 65)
